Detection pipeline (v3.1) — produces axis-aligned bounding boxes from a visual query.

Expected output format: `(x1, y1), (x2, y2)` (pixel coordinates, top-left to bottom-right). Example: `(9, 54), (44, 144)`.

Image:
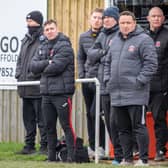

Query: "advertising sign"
(0, 0), (47, 89)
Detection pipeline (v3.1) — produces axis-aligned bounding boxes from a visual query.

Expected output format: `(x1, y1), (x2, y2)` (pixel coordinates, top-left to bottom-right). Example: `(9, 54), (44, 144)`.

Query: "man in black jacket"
(147, 7), (168, 161)
(77, 8), (105, 158)
(15, 11), (47, 155)
(30, 19), (76, 162)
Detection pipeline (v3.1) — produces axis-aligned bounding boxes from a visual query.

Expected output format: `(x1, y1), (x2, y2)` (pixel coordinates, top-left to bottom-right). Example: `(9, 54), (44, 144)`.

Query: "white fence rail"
(0, 78), (101, 163)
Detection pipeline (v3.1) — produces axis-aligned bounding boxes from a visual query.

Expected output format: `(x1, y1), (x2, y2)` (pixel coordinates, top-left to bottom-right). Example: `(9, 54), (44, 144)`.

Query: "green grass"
(0, 142), (167, 168)
(0, 142), (46, 161)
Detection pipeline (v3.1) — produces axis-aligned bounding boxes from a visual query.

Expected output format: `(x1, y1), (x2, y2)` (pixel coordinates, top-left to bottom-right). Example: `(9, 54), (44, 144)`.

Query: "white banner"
(0, 0), (47, 89)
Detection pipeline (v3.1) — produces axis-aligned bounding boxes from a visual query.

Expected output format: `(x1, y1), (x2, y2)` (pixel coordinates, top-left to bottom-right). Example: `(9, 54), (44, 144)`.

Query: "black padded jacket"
(30, 32), (75, 95)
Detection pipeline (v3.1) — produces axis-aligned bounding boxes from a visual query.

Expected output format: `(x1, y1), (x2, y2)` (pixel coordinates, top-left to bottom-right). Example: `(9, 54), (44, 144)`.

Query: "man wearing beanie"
(87, 6), (123, 165)
(15, 10), (47, 155)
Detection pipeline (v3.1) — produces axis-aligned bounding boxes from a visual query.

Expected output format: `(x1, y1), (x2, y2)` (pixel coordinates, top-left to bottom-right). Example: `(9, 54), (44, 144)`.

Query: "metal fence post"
(76, 77), (100, 164)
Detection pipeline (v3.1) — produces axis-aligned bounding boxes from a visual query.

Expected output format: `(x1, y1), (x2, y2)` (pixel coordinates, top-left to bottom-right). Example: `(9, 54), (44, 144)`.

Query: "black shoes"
(16, 146), (36, 155)
(38, 146), (48, 155)
(16, 146), (48, 155)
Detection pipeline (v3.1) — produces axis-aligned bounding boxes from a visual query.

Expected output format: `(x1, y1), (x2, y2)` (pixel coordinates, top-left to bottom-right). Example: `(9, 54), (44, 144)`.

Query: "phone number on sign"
(0, 67), (14, 77)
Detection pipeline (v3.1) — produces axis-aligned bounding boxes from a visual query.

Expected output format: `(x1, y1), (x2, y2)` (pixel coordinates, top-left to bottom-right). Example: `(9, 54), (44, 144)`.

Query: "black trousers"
(23, 98), (47, 148)
(101, 95), (123, 161)
(82, 83), (105, 150)
(113, 105), (149, 162)
(148, 92), (168, 154)
(42, 95), (76, 159)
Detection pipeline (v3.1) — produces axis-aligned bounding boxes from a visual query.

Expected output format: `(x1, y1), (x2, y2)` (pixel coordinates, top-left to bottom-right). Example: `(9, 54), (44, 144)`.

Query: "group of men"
(15, 5), (168, 166)
(78, 6), (168, 166)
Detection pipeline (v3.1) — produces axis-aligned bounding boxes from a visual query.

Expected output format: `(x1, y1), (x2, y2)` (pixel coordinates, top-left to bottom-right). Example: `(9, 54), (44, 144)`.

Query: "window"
(112, 0), (168, 26)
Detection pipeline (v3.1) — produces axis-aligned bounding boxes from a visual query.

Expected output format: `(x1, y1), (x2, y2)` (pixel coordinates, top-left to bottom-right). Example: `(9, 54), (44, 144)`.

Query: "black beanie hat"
(26, 10), (43, 26)
(103, 6), (119, 21)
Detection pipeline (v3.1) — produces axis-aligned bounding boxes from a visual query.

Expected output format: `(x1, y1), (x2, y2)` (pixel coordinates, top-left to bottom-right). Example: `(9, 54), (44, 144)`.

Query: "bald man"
(147, 7), (168, 161)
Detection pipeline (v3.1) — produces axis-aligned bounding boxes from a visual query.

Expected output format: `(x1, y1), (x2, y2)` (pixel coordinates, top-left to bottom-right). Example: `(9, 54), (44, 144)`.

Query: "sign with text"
(0, 0), (47, 89)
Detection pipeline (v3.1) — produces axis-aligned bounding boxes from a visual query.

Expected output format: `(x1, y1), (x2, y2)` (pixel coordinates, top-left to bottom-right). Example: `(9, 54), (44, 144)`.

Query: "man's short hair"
(90, 8), (104, 15)
(119, 11), (136, 21)
(44, 19), (57, 27)
(148, 6), (164, 16)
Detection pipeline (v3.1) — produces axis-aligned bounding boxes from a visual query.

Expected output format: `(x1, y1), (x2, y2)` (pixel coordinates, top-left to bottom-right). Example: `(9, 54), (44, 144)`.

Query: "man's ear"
(146, 16), (149, 22)
(162, 15), (165, 22)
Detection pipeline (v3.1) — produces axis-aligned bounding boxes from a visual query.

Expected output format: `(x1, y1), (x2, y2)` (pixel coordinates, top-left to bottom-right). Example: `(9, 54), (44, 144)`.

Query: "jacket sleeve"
(77, 36), (86, 78)
(137, 36), (158, 84)
(87, 35), (107, 65)
(30, 47), (49, 75)
(15, 51), (22, 79)
(43, 41), (74, 76)
(15, 37), (26, 79)
(104, 49), (111, 84)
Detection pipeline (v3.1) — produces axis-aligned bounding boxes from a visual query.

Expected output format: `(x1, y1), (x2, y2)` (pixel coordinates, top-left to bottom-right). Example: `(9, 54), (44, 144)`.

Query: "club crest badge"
(128, 45), (136, 52)
(155, 41), (160, 47)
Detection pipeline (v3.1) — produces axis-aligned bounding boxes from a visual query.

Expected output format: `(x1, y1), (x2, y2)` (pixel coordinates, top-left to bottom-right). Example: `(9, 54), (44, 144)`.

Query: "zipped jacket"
(146, 25), (168, 92)
(30, 33), (75, 95)
(104, 26), (158, 106)
(15, 28), (43, 98)
(87, 25), (119, 94)
(77, 29), (100, 78)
